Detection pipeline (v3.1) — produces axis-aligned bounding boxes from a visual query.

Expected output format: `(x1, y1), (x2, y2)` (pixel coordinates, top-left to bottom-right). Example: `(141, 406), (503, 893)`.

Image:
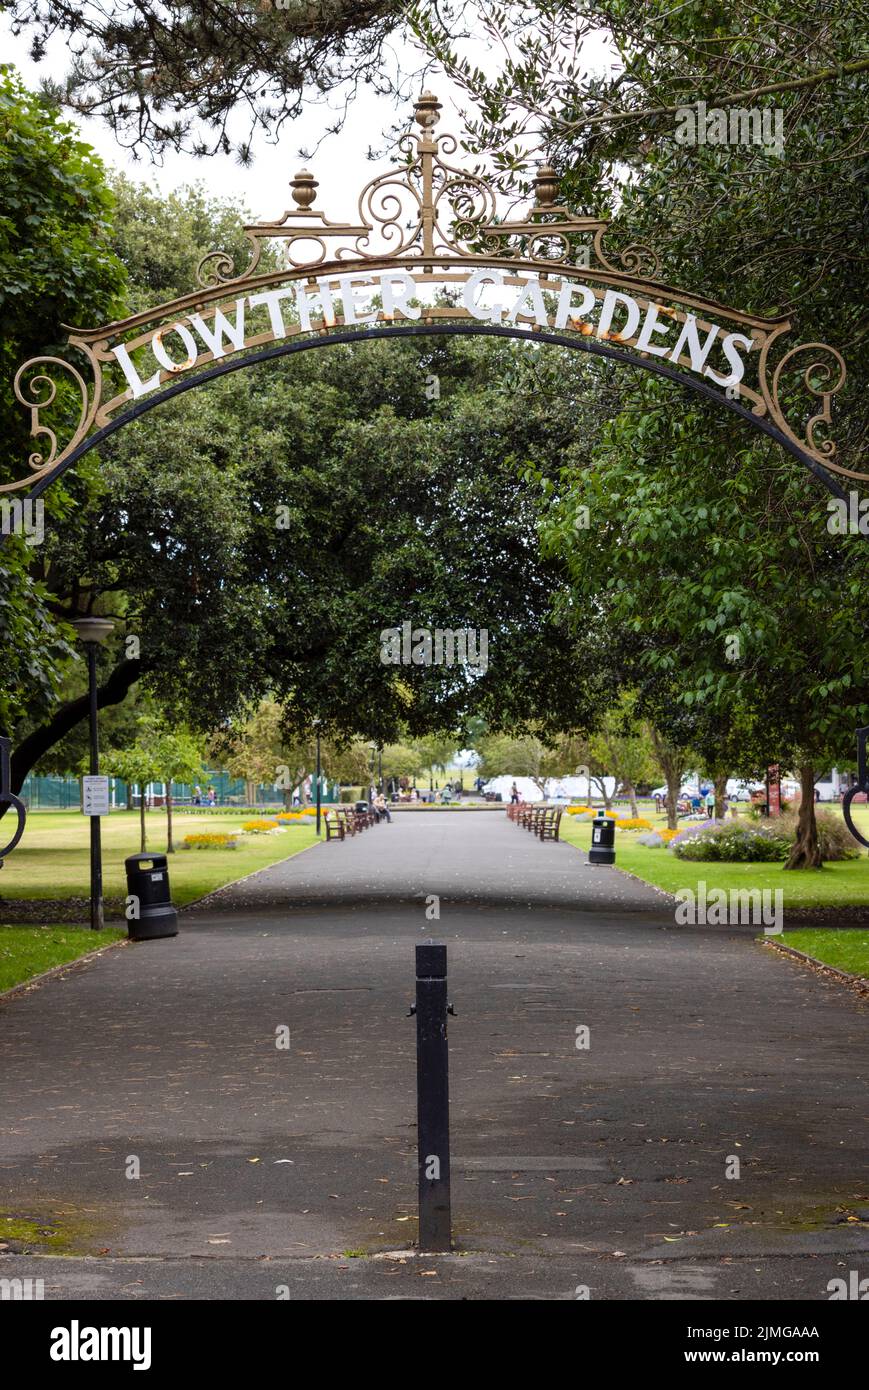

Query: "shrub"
(772, 811), (862, 862)
(637, 832), (665, 847)
(668, 818), (729, 848)
(182, 832), (238, 850)
(672, 821), (791, 862)
(241, 818), (280, 833)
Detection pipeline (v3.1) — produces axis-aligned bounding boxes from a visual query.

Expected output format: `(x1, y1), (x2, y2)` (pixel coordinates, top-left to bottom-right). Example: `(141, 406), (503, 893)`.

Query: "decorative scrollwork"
(593, 228), (661, 279)
(6, 355), (92, 489)
(431, 161), (498, 256)
(197, 236), (261, 288)
(356, 162), (424, 259)
(526, 232), (572, 263)
(769, 342), (854, 470)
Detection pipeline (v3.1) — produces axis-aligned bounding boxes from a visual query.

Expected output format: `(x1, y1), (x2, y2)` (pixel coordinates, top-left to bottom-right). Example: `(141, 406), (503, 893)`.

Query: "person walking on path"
(510, 782), (520, 804)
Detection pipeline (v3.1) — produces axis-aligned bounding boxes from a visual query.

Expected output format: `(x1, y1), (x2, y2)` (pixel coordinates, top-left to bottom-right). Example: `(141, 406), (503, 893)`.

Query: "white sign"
(82, 775), (110, 817)
(111, 267), (755, 402)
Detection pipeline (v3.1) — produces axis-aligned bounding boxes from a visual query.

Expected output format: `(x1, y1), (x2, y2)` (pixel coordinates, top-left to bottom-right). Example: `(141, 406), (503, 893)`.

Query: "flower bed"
(671, 821), (791, 862)
(241, 819), (281, 834)
(182, 832), (238, 850)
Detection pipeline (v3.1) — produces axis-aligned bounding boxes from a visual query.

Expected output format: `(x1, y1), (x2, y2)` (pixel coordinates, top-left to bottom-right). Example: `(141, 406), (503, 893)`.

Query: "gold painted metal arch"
(6, 91), (862, 496)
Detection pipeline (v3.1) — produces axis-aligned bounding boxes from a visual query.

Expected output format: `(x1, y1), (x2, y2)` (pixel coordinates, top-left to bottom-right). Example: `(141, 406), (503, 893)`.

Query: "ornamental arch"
(6, 91), (862, 503)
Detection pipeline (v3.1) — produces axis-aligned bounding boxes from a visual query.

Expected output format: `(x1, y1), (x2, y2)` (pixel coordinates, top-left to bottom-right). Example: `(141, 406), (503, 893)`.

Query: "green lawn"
(559, 807), (869, 909)
(774, 930), (869, 978)
(0, 925), (127, 993)
(0, 809), (320, 907)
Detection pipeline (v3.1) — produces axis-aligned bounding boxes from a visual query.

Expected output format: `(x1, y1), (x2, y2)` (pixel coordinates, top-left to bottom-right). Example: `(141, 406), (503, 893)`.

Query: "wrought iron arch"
(19, 323), (849, 504)
(5, 91), (862, 501)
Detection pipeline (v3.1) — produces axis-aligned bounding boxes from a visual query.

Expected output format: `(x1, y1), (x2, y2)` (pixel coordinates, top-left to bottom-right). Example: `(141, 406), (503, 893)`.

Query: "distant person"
(207, 785), (216, 807)
(705, 788), (715, 818)
(193, 785), (202, 806)
(510, 782), (520, 804)
(374, 792), (391, 823)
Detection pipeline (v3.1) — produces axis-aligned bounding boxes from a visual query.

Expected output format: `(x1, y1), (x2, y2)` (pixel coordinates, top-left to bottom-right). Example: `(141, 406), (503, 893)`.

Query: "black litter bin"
(124, 853), (178, 940)
(355, 800), (369, 813)
(588, 813), (616, 866)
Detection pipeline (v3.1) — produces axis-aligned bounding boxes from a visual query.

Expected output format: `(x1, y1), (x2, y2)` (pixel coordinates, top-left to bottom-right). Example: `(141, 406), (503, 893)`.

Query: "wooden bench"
(506, 801), (527, 822)
(324, 811), (345, 841)
(334, 807), (357, 836)
(538, 808), (563, 841)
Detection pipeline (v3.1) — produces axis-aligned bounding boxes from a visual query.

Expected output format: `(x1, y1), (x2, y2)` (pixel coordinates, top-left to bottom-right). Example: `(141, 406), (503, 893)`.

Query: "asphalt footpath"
(1, 811), (866, 1300)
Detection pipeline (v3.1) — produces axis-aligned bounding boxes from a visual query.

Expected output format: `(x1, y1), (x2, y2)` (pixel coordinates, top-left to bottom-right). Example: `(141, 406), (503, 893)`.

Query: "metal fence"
(19, 771), (339, 810)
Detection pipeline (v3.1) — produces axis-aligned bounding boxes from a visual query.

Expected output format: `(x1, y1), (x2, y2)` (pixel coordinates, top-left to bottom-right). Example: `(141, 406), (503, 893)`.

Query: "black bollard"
(412, 942), (452, 1251)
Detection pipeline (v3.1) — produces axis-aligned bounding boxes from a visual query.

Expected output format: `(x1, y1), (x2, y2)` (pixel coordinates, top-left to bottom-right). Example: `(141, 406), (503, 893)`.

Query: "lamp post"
(368, 741), (377, 801)
(313, 718), (322, 836)
(72, 617), (114, 930)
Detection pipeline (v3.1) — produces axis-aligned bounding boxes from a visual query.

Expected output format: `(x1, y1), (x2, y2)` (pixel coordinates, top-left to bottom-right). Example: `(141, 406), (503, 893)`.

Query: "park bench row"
(506, 801), (563, 841)
(323, 805), (381, 841)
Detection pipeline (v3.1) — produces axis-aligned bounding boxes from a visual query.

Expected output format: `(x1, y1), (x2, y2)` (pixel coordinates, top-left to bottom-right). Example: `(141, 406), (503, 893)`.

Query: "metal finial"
(414, 91), (442, 131)
(534, 164), (559, 208)
(290, 170), (318, 209)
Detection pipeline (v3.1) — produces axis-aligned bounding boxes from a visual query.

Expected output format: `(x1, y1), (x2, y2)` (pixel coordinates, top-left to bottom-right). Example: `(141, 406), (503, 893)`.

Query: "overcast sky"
(2, 16), (489, 220)
(3, 13), (614, 223)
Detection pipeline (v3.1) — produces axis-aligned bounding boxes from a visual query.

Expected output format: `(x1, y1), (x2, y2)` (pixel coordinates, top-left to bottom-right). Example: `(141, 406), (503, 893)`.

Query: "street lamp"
(313, 718), (322, 836)
(368, 741), (377, 799)
(72, 617), (115, 930)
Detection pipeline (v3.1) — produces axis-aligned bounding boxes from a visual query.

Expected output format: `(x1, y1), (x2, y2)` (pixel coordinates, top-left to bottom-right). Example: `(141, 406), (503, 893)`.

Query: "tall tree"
(0, 67), (126, 737)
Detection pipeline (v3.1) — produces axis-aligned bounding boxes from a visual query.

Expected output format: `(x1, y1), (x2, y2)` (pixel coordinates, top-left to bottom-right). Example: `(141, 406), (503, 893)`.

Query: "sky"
(3, 15), (484, 220)
(2, 11), (615, 225)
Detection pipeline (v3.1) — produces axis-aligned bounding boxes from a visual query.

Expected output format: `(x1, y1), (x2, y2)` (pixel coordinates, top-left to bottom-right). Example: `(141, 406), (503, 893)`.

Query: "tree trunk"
(649, 728), (687, 832)
(714, 771), (728, 821)
(624, 783), (640, 818)
(166, 788), (174, 854)
(592, 776), (612, 810)
(785, 764), (822, 869)
(665, 768), (680, 830)
(139, 785), (147, 853)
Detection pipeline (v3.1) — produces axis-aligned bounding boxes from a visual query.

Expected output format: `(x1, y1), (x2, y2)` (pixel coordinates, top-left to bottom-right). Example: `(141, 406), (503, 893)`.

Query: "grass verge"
(0, 810), (320, 909)
(0, 924), (126, 993)
(774, 930), (869, 978)
(558, 812), (869, 909)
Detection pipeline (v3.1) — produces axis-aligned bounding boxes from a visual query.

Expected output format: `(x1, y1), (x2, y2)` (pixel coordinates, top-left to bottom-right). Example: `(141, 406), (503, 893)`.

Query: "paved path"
(187, 808), (672, 913)
(1, 814), (866, 1300)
